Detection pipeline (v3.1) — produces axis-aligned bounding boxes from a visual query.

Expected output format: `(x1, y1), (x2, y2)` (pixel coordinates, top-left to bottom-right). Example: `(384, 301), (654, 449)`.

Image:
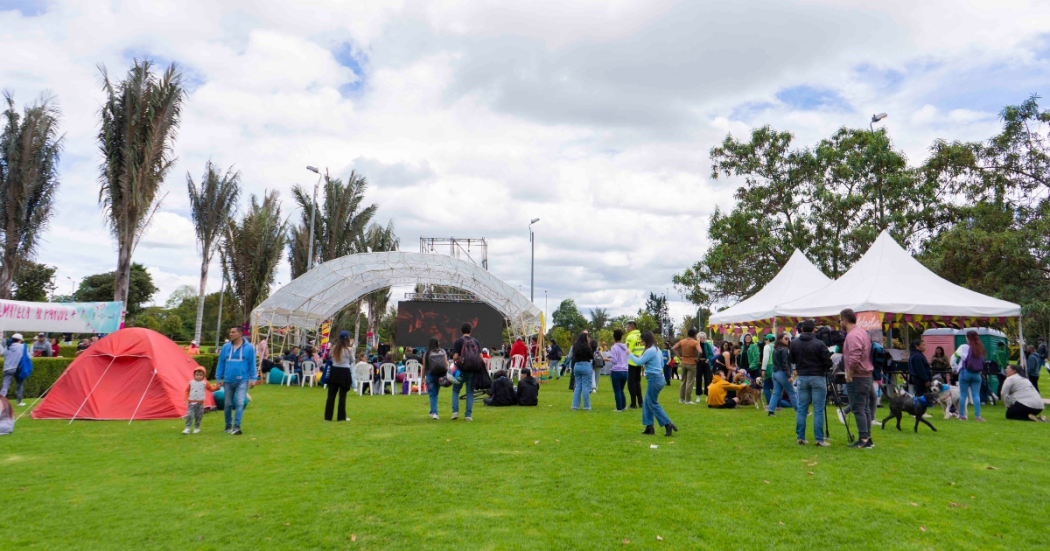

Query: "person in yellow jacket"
(707, 369), (748, 409)
(624, 321), (645, 408)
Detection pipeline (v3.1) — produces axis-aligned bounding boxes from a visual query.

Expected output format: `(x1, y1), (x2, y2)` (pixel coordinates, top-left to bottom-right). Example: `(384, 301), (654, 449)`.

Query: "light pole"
(305, 166), (324, 271)
(529, 218), (540, 302)
(869, 113), (888, 229)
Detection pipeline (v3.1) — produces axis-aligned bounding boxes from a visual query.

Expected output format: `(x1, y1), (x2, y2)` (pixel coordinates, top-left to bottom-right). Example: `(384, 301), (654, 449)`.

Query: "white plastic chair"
(509, 354), (526, 381)
(490, 356), (504, 373)
(281, 360), (296, 386)
(380, 363), (398, 395)
(300, 360), (318, 387)
(404, 360), (423, 395)
(353, 363), (375, 396)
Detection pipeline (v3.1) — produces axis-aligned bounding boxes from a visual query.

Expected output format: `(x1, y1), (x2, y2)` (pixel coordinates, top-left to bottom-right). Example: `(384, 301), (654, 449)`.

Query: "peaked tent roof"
(33, 328), (215, 420)
(776, 231), (1021, 318)
(709, 249), (833, 326)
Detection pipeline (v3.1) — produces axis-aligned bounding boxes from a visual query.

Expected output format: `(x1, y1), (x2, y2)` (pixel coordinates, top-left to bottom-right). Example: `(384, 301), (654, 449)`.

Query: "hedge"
(1, 353), (223, 399)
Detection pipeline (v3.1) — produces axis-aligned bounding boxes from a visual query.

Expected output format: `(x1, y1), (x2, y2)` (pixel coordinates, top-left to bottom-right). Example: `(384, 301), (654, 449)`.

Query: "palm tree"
(288, 170), (376, 278)
(589, 307), (609, 332)
(0, 92), (62, 299)
(221, 191), (287, 324)
(187, 161), (240, 342)
(97, 59), (183, 308)
(357, 220), (399, 347)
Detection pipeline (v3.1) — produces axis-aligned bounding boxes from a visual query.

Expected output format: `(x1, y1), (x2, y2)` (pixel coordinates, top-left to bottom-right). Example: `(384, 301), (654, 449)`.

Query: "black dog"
(881, 382), (938, 433)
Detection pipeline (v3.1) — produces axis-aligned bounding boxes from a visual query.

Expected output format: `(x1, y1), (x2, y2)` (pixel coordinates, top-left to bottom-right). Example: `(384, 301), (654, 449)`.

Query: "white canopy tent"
(708, 249), (832, 331)
(776, 231), (1021, 319)
(250, 252), (543, 332)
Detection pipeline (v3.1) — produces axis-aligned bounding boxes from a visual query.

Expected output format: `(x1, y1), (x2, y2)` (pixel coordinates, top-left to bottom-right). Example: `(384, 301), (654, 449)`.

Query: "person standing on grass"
(787, 326), (830, 446)
(696, 333), (715, 400)
(841, 310), (874, 448)
(183, 366), (220, 434)
(423, 338), (448, 419)
(570, 332), (594, 411)
(1026, 344), (1041, 392)
(958, 330), (987, 422)
(630, 331), (678, 437)
(215, 327), (257, 435)
(324, 331), (354, 422)
(451, 323), (484, 421)
(625, 321), (645, 409)
(672, 328), (700, 404)
(1, 334), (26, 407)
(769, 331), (799, 418)
(609, 329), (630, 412)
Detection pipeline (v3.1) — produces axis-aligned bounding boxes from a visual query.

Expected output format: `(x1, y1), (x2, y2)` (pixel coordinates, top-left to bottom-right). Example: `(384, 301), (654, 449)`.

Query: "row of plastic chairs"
(353, 359), (425, 396)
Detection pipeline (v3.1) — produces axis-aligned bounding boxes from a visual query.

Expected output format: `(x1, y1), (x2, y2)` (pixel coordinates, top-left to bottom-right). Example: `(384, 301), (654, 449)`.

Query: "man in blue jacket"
(215, 327), (257, 435)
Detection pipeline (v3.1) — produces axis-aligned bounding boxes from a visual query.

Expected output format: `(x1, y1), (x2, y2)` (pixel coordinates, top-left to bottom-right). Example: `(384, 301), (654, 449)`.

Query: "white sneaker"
(465, 416), (473, 421)
(429, 413), (438, 420)
(837, 409), (846, 425)
(182, 428), (191, 435)
(679, 400), (684, 404)
(450, 412), (459, 420)
(923, 414), (932, 418)
(16, 402), (26, 407)
(192, 428), (200, 434)
(872, 420), (882, 427)
(685, 401), (695, 405)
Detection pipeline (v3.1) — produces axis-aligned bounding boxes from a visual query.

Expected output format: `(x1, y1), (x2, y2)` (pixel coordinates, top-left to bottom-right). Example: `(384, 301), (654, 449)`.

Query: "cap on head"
(339, 330), (350, 339)
(37, 332), (46, 337)
(765, 334), (775, 341)
(11, 333), (23, 341)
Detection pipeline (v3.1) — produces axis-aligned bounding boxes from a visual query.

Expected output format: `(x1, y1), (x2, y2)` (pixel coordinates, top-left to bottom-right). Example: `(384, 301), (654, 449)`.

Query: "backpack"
(427, 349), (449, 377)
(592, 350), (605, 369)
(16, 344), (32, 382)
(963, 351), (984, 374)
(458, 337), (484, 373)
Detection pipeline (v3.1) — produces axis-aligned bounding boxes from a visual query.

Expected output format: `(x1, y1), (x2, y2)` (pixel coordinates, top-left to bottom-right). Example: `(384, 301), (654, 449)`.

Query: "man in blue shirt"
(215, 327), (257, 435)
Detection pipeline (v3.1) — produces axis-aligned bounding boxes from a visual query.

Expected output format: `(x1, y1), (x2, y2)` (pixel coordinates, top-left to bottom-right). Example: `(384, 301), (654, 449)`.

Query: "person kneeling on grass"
(183, 366), (221, 434)
(516, 368), (539, 406)
(484, 370), (517, 406)
(707, 369), (748, 409)
(1000, 364), (1048, 422)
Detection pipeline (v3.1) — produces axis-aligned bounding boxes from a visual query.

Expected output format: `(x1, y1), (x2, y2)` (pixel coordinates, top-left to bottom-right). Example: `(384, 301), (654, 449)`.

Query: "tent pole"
(69, 357), (117, 424)
(127, 370), (158, 425)
(1019, 315), (1026, 368)
(13, 364), (76, 422)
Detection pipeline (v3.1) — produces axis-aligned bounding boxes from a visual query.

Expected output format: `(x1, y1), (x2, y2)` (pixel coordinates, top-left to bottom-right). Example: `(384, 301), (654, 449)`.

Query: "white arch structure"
(250, 252), (543, 332)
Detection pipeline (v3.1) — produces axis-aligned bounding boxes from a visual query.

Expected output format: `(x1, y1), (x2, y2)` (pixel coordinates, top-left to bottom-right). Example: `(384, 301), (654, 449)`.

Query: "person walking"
(761, 333), (776, 406)
(908, 339), (933, 395)
(451, 323), (484, 421)
(629, 331), (678, 436)
(768, 331), (799, 418)
(625, 321), (645, 409)
(570, 332), (594, 411)
(1, 334), (26, 407)
(324, 331), (354, 422)
(787, 325), (831, 446)
(547, 340), (563, 379)
(746, 334), (761, 382)
(672, 328), (700, 404)
(958, 330), (987, 422)
(423, 338), (448, 419)
(840, 310), (874, 448)
(696, 333), (715, 400)
(608, 329), (630, 412)
(215, 326), (257, 435)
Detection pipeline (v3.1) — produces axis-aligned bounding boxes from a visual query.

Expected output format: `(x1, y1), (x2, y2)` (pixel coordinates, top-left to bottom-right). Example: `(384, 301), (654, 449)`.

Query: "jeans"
(795, 376), (827, 442)
(452, 371), (475, 417)
(697, 363), (712, 396)
(223, 380), (249, 429)
(959, 370), (982, 419)
(642, 373), (672, 427)
(846, 377), (873, 440)
(573, 362), (594, 410)
(679, 365), (697, 402)
(628, 365), (643, 406)
(426, 374), (440, 415)
(767, 371), (798, 413)
(663, 365), (672, 385)
(592, 367), (599, 391)
(185, 402), (204, 430)
(610, 371), (628, 410)
(1, 372), (24, 402)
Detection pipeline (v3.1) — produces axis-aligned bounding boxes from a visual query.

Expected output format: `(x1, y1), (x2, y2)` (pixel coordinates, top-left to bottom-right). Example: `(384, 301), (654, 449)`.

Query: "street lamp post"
(529, 218), (540, 302)
(305, 166), (324, 271)
(869, 113), (888, 228)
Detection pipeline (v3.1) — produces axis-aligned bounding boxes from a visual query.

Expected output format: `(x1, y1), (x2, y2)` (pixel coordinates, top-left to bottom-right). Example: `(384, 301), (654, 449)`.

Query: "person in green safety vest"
(625, 321), (645, 409)
(990, 341), (1009, 399)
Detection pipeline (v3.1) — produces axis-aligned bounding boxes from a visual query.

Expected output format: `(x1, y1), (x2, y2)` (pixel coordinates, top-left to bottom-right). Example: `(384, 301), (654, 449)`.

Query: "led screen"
(396, 301), (503, 349)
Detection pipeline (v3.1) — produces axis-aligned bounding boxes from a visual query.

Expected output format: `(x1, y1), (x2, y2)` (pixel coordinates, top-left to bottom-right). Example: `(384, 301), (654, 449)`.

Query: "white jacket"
(1000, 374), (1044, 410)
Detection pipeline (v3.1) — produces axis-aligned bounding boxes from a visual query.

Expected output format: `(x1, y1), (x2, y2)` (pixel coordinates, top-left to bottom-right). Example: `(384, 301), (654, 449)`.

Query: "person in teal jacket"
(215, 327), (257, 435)
(629, 331), (678, 437)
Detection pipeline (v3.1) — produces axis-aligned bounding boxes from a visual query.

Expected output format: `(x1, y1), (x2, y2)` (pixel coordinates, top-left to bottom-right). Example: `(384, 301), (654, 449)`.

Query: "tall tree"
(289, 170), (376, 278)
(0, 92), (62, 298)
(187, 160), (240, 342)
(13, 261), (56, 302)
(97, 59), (183, 309)
(551, 299), (588, 335)
(357, 220), (399, 343)
(589, 307), (609, 331)
(221, 192), (287, 325)
(74, 263), (158, 316)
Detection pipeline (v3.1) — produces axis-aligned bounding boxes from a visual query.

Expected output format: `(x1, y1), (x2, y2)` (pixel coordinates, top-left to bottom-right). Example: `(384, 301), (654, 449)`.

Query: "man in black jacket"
(908, 339), (932, 394)
(484, 370), (517, 406)
(789, 320), (834, 446)
(516, 368), (539, 406)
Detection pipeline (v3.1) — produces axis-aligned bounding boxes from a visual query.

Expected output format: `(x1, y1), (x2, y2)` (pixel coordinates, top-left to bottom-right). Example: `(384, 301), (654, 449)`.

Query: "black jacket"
(548, 343), (562, 361)
(516, 376), (539, 406)
(789, 332), (833, 377)
(908, 350), (932, 384)
(486, 376), (517, 406)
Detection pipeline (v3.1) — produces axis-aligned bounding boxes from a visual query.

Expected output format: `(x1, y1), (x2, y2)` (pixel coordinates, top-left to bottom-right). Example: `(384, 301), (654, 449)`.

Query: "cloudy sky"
(2, 0), (1049, 323)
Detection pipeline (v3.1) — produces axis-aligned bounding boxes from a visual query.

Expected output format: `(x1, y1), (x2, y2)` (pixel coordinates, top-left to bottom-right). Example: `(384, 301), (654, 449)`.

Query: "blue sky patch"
(332, 41), (367, 96)
(0, 0), (46, 17)
(775, 85), (850, 111)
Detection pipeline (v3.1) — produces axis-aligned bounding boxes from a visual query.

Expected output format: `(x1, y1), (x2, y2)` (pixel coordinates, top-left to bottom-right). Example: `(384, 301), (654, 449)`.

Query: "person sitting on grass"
(183, 366), (221, 435)
(516, 368), (539, 406)
(1001, 363), (1047, 422)
(0, 394), (13, 435)
(484, 370), (517, 407)
(706, 368), (748, 409)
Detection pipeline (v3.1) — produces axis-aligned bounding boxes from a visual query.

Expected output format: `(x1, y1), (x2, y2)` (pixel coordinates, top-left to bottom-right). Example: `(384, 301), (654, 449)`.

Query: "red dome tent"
(33, 328), (216, 421)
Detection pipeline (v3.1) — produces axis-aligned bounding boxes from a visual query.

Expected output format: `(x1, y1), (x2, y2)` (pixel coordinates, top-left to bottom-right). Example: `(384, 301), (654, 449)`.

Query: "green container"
(953, 328), (1007, 357)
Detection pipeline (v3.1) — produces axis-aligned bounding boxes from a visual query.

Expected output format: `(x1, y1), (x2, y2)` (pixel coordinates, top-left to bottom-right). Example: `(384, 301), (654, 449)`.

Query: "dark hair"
(494, 369), (507, 378)
(613, 329), (624, 342)
(934, 346), (945, 357)
(641, 331), (656, 348)
(743, 334), (753, 344)
(801, 319), (816, 333)
(521, 368), (531, 376)
(966, 330), (986, 359)
(574, 332), (593, 355)
(461, 323), (472, 335)
(910, 338), (924, 351)
(688, 328), (697, 338)
(332, 331), (353, 363)
(720, 341), (732, 353)
(230, 326), (243, 335)
(839, 309), (857, 324)
(1025, 344), (1035, 353)
(775, 332), (789, 350)
(426, 337), (440, 357)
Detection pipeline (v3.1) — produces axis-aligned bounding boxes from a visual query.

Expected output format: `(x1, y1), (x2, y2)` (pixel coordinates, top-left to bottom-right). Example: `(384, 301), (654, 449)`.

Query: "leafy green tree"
(551, 299), (588, 336)
(162, 313), (184, 340)
(187, 160), (239, 343)
(0, 92), (62, 298)
(221, 192), (287, 325)
(74, 263), (158, 315)
(644, 293), (671, 336)
(13, 261), (56, 302)
(290, 170), (377, 278)
(165, 285), (198, 309)
(589, 307), (609, 331)
(97, 59), (183, 308)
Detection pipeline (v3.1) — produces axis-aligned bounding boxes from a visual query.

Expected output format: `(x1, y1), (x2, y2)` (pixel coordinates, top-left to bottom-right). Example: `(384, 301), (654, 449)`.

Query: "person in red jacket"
(510, 337), (528, 362)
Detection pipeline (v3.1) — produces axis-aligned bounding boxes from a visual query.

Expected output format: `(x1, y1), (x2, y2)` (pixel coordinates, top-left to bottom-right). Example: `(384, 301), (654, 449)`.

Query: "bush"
(0, 357), (75, 399)
(194, 354), (220, 379)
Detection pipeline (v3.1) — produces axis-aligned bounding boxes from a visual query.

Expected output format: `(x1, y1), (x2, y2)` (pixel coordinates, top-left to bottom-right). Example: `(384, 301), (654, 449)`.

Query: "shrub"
(0, 357), (75, 398)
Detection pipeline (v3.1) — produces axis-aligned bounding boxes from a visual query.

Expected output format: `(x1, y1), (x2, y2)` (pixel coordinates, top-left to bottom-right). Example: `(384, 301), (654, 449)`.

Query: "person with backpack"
(1, 333), (27, 406)
(590, 337), (604, 393)
(452, 323), (484, 421)
(423, 337), (448, 420)
(547, 341), (563, 379)
(958, 330), (987, 422)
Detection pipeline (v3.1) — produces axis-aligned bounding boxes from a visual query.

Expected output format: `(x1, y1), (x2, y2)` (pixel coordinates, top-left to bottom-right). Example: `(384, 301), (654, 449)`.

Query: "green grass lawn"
(2, 378), (1049, 550)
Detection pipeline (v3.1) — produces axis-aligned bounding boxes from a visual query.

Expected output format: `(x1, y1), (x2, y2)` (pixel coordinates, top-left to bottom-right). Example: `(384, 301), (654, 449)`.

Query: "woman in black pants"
(324, 331), (354, 421)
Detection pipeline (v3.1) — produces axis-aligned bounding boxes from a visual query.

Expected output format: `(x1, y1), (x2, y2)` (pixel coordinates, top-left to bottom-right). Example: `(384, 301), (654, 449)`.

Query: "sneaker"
(974, 417), (986, 422)
(815, 441), (830, 447)
(860, 439), (874, 449)
(872, 420), (882, 427)
(679, 400), (684, 404)
(451, 412), (459, 420)
(923, 413), (932, 418)
(797, 439), (807, 445)
(230, 427), (243, 435)
(16, 402), (26, 407)
(193, 428), (200, 434)
(572, 407), (579, 411)
(837, 410), (846, 425)
(429, 413), (438, 420)
(768, 412), (776, 417)
(465, 416), (473, 421)
(224, 427), (233, 433)
(685, 401), (695, 405)
(182, 428), (191, 435)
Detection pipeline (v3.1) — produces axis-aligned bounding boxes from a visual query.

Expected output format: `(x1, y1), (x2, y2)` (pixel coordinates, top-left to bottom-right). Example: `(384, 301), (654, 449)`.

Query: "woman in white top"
(1000, 364), (1047, 422)
(324, 331), (354, 422)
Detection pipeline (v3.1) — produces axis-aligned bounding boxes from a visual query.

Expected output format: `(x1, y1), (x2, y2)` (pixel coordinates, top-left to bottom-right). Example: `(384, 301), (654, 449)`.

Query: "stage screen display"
(396, 301), (504, 349)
